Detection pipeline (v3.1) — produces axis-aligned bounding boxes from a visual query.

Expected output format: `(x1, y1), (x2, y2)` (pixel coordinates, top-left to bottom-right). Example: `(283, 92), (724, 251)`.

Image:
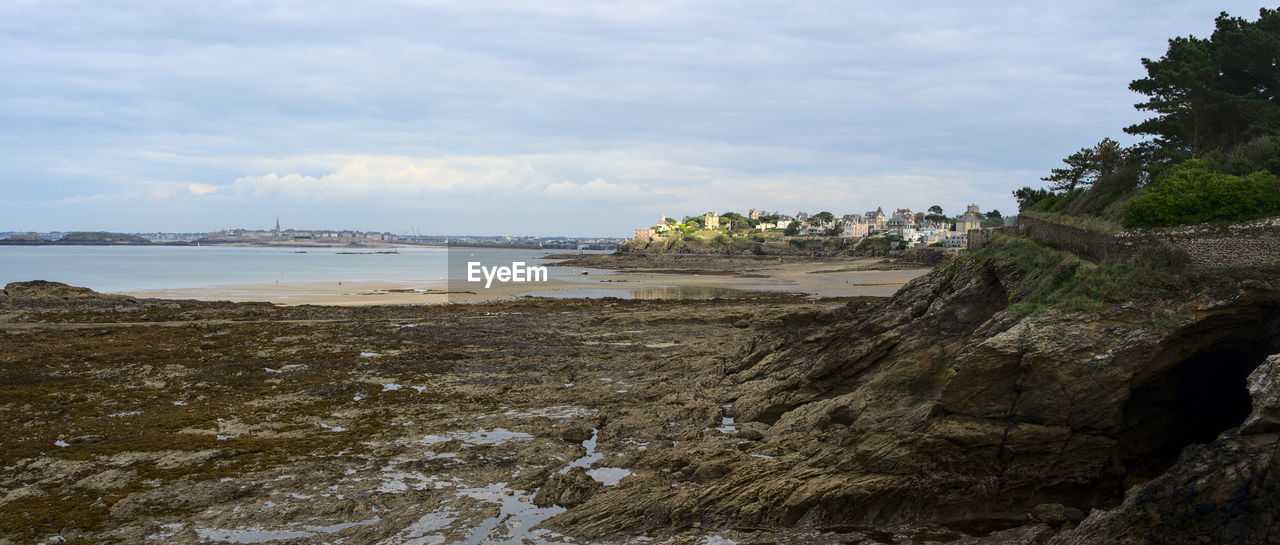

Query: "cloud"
(544, 178), (645, 201)
(229, 155), (538, 200)
(3, 1), (1270, 233)
(187, 183), (220, 196)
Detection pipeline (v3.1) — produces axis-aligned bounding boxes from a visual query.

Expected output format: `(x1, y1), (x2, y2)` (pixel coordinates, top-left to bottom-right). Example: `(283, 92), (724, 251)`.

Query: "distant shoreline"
(0, 240), (607, 251)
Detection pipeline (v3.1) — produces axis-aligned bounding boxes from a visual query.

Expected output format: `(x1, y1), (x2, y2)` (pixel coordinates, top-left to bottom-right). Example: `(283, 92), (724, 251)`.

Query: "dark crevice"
(1115, 312), (1280, 487)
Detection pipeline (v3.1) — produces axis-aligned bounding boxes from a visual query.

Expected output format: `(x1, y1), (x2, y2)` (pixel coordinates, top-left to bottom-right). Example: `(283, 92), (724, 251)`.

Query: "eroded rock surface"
(553, 240), (1280, 544)
(4, 240), (1280, 545)
(534, 467), (604, 508)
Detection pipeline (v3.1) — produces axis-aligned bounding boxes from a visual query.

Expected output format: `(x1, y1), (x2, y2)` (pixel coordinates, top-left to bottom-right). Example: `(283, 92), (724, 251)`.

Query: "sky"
(2, 1), (1275, 237)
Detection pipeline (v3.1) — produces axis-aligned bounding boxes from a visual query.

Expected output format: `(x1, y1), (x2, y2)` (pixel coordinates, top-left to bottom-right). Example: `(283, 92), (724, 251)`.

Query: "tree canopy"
(1041, 138), (1127, 192)
(719, 212), (755, 231)
(1023, 7), (1280, 226)
(1126, 8), (1280, 155)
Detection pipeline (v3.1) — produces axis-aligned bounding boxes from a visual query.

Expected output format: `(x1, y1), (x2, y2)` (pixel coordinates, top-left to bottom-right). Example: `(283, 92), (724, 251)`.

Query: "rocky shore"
(3, 233), (1279, 544)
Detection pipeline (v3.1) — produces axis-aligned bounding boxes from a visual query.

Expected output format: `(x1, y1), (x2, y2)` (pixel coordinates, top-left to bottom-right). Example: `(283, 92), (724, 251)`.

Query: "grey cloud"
(1, 0), (1274, 233)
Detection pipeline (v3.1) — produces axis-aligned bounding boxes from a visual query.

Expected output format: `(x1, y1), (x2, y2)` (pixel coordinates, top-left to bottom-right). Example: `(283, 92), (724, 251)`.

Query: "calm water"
(0, 246), (598, 293)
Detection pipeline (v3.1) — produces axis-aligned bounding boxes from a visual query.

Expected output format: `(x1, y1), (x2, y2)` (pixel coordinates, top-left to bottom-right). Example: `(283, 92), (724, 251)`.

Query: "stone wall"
(991, 213), (1280, 268)
(1124, 218), (1280, 268)
(966, 227), (1005, 252)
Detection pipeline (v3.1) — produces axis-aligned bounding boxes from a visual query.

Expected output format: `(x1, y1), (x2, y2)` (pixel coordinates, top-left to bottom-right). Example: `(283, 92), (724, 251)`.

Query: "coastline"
(116, 258), (932, 305)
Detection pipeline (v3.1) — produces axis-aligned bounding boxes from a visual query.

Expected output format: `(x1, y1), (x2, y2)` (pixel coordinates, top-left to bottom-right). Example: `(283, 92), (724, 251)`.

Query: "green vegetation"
(1019, 210), (1121, 235)
(1016, 8), (1280, 227)
(1127, 10), (1280, 155)
(719, 212), (755, 231)
(853, 236), (903, 256)
(59, 232), (149, 244)
(947, 234), (1193, 316)
(1123, 159), (1280, 227)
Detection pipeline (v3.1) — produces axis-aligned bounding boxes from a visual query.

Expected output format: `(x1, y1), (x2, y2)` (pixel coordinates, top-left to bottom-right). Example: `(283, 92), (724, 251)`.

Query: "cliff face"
(556, 236), (1280, 543)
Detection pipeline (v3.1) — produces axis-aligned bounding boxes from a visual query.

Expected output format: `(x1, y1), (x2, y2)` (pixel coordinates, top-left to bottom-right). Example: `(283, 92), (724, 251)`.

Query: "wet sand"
(118, 259), (931, 305)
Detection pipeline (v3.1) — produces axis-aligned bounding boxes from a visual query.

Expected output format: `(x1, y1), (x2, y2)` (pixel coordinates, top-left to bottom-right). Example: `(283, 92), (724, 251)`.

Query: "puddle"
(193, 517), (378, 543)
(561, 429), (603, 473)
(374, 428), (634, 543)
(716, 417), (737, 434)
(421, 428), (533, 447)
(455, 483), (569, 545)
(390, 507), (457, 544)
(318, 422), (347, 432)
(586, 467), (632, 486)
(382, 383), (403, 392)
(360, 352), (381, 357)
(525, 286), (743, 300)
(447, 429), (616, 545)
(424, 451), (459, 460)
(194, 527), (312, 543)
(622, 437), (649, 451)
(502, 406), (592, 419)
(378, 463), (449, 493)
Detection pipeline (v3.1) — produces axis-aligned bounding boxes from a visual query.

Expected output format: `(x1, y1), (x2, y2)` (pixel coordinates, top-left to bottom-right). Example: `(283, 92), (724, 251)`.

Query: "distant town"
(0, 218), (623, 250)
(634, 205), (1014, 249)
(1, 205), (1014, 252)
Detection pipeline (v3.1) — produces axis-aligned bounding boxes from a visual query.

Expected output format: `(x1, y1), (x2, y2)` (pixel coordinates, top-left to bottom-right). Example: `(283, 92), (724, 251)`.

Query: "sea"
(0, 245), (595, 293)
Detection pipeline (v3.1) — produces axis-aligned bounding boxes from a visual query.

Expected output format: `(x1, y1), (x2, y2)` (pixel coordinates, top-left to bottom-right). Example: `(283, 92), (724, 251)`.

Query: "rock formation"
(533, 467), (604, 508)
(553, 235), (1280, 543)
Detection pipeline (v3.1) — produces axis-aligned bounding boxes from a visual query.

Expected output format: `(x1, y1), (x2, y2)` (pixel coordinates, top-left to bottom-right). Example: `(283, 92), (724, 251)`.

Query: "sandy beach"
(118, 258), (932, 305)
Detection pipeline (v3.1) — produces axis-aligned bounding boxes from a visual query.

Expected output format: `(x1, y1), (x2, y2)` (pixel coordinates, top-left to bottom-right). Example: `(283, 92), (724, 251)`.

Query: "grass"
(1019, 209), (1123, 235)
(944, 234), (1195, 316)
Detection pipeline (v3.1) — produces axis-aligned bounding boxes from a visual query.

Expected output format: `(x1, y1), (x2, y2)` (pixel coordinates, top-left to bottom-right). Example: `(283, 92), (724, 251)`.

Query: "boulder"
(1241, 354), (1280, 434)
(532, 467), (603, 508)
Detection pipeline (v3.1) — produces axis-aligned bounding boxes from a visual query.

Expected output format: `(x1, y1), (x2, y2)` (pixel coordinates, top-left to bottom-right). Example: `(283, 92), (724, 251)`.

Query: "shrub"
(1122, 159), (1280, 227)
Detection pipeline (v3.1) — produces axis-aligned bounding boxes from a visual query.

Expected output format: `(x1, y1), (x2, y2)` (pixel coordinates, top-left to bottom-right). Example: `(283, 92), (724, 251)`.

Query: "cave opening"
(1115, 316), (1280, 485)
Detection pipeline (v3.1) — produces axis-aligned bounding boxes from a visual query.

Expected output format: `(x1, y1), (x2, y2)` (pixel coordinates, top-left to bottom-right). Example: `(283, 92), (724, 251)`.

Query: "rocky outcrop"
(0, 280), (142, 311)
(533, 467), (603, 508)
(552, 236), (1280, 542)
(1243, 355), (1280, 434)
